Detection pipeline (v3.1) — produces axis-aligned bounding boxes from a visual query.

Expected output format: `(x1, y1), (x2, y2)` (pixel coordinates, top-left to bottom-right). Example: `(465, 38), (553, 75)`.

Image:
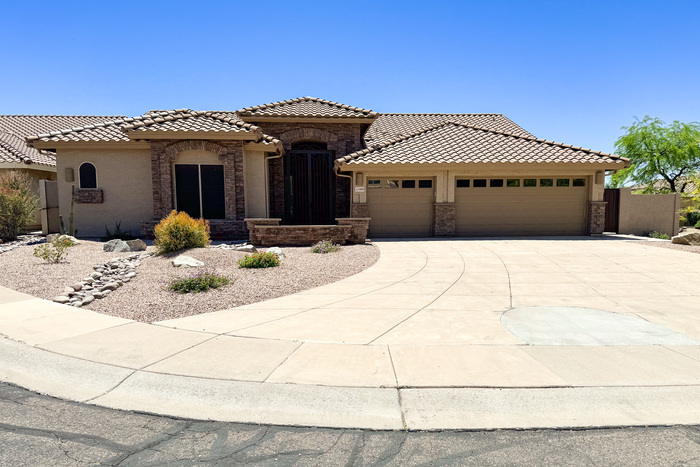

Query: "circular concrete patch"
(501, 306), (699, 346)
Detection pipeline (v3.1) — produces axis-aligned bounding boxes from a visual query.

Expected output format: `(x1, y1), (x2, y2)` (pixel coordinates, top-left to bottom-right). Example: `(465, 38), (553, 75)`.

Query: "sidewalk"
(1, 238), (699, 430)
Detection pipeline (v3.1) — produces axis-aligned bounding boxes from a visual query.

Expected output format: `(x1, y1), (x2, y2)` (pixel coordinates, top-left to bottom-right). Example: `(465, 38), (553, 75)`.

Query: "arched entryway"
(285, 141), (336, 224)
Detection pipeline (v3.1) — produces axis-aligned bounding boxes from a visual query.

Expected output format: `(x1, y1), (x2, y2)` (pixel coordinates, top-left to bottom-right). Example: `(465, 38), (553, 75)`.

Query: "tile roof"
(238, 97), (377, 119)
(338, 122), (627, 166)
(364, 113), (533, 145)
(26, 110), (282, 148)
(0, 132), (56, 166)
(632, 178), (699, 195)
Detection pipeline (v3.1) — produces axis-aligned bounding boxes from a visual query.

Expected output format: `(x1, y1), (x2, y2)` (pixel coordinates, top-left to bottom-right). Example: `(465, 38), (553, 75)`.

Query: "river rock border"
(52, 253), (151, 307)
(0, 235), (45, 255)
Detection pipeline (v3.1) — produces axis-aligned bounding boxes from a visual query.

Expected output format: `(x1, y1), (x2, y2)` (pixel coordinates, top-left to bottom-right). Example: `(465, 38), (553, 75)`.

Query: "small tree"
(610, 117), (700, 193)
(0, 170), (40, 241)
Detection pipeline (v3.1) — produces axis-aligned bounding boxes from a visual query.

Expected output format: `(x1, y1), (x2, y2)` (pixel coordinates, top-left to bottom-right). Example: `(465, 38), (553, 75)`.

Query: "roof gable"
(238, 97), (377, 119)
(338, 122), (627, 166)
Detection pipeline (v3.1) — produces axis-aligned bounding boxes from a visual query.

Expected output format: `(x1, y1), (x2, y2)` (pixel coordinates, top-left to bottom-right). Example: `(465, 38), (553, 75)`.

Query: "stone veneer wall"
(245, 218), (369, 246)
(587, 201), (607, 235)
(251, 122), (368, 220)
(149, 139), (245, 220)
(73, 188), (103, 204)
(351, 204), (370, 218)
(434, 203), (456, 236)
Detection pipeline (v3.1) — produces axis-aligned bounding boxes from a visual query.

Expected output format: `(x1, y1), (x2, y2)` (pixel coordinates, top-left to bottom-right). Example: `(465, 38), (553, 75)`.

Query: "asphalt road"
(1, 382), (699, 466)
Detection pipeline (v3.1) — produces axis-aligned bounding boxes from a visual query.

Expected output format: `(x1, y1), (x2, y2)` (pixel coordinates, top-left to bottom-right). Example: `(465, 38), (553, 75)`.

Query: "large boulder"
(104, 239), (131, 252)
(172, 255), (204, 267)
(671, 232), (700, 246)
(235, 244), (257, 253)
(126, 239), (147, 251)
(267, 246), (285, 261)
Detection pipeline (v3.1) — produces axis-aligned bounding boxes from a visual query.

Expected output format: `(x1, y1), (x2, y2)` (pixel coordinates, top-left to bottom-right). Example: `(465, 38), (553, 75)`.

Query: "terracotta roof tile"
(338, 122), (627, 166)
(0, 132), (56, 166)
(364, 113), (533, 145)
(238, 97), (377, 119)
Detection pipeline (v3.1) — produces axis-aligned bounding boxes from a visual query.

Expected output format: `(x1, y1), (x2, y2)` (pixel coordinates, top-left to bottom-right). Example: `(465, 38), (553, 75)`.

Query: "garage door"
(455, 177), (588, 236)
(366, 178), (434, 237)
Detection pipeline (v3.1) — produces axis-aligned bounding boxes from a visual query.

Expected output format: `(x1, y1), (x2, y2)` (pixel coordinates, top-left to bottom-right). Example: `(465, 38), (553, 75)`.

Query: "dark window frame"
(78, 162), (98, 189)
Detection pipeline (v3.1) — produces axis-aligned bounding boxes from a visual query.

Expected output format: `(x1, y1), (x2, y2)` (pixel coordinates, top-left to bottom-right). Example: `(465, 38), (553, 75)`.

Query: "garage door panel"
(367, 178), (434, 237)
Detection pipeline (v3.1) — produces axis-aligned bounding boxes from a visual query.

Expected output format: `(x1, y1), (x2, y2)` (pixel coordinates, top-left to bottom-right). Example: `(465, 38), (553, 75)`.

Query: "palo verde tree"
(610, 116), (700, 193)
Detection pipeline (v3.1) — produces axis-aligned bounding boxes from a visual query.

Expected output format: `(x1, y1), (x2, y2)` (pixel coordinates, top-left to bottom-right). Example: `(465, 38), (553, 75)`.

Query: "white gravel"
(0, 240), (379, 323)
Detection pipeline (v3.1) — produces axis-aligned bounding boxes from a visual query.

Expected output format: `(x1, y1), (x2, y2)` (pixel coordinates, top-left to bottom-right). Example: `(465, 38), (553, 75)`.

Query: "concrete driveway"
(1, 237), (699, 430)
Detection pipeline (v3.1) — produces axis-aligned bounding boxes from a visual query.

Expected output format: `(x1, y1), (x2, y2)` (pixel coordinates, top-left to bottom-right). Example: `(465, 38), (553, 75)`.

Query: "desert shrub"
(102, 221), (136, 241)
(169, 271), (230, 294)
(238, 252), (280, 269)
(0, 170), (39, 241)
(311, 239), (341, 254)
(153, 210), (210, 254)
(646, 231), (670, 240)
(33, 237), (73, 263)
(686, 211), (700, 227)
(695, 220), (700, 229)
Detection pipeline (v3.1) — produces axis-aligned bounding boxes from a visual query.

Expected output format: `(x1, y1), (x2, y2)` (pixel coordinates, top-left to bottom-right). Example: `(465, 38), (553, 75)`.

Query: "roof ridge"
(238, 96), (376, 116)
(378, 112), (504, 117)
(0, 114), (124, 118)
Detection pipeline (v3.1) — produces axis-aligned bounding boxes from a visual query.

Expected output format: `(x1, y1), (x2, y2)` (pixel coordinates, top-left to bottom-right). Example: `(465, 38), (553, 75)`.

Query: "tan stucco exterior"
(243, 149), (268, 218)
(618, 187), (680, 237)
(55, 147), (152, 237)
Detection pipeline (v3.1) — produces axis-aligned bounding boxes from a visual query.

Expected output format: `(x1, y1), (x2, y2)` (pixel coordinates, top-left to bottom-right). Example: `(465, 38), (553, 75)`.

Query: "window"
(490, 179), (504, 187)
(540, 179), (553, 187)
(473, 179), (487, 187)
(385, 180), (399, 189)
(78, 162), (97, 189)
(573, 178), (586, 187)
(523, 179), (537, 187)
(368, 179), (381, 188)
(507, 179), (520, 187)
(456, 179), (470, 188)
(557, 178), (570, 187)
(175, 164), (225, 219)
(418, 179), (433, 188)
(402, 180), (416, 188)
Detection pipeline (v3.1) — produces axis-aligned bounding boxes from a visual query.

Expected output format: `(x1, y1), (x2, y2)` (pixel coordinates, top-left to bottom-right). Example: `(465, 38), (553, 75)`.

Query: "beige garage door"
(367, 178), (434, 237)
(455, 177), (588, 236)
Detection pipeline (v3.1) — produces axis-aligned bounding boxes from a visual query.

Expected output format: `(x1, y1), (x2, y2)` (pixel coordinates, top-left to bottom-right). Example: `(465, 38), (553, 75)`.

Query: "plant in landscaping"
(153, 210), (210, 254)
(238, 252), (280, 268)
(0, 170), (39, 241)
(695, 220), (700, 229)
(102, 221), (136, 241)
(169, 270), (230, 294)
(33, 237), (74, 263)
(646, 231), (670, 240)
(311, 239), (341, 254)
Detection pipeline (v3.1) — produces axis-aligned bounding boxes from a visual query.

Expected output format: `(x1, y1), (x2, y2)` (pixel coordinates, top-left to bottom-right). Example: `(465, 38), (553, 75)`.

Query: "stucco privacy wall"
(0, 168), (57, 229)
(56, 148), (152, 237)
(618, 187), (680, 237)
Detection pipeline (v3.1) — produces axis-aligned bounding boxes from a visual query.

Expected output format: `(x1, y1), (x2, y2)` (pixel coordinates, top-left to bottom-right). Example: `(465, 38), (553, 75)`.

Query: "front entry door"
(284, 150), (336, 225)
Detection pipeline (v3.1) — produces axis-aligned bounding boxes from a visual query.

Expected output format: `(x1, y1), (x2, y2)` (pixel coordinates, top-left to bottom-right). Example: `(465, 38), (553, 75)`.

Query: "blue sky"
(2, 0), (698, 154)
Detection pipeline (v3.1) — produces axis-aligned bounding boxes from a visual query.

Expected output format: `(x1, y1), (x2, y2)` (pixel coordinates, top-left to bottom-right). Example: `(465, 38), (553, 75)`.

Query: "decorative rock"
(235, 244), (257, 253)
(59, 235), (80, 245)
(267, 247), (285, 261)
(63, 286), (75, 294)
(125, 239), (147, 251)
(671, 232), (700, 246)
(71, 283), (83, 292)
(92, 291), (104, 299)
(172, 255), (204, 267)
(101, 282), (119, 291)
(82, 295), (95, 305)
(70, 301), (82, 307)
(46, 233), (60, 243)
(104, 239), (130, 253)
(53, 296), (70, 304)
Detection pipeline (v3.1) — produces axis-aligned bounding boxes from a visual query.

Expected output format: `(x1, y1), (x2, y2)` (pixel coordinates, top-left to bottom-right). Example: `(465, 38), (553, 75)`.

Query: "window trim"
(78, 162), (98, 189)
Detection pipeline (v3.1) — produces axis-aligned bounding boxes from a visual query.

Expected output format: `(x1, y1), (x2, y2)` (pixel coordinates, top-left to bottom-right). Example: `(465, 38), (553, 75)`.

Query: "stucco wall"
(56, 148), (152, 237)
(618, 188), (680, 237)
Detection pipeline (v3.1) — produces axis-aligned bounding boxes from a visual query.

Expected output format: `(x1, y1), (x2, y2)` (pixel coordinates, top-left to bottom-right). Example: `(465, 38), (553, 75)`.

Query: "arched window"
(291, 141), (327, 151)
(79, 162), (97, 189)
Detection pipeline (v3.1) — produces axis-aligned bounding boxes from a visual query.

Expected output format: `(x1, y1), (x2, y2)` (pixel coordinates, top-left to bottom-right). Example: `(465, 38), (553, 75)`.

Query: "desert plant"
(33, 237), (74, 263)
(311, 239), (341, 254)
(169, 270), (230, 294)
(646, 231), (670, 240)
(102, 221), (136, 241)
(153, 210), (210, 255)
(238, 252), (280, 269)
(695, 220), (700, 229)
(0, 170), (39, 241)
(686, 211), (700, 228)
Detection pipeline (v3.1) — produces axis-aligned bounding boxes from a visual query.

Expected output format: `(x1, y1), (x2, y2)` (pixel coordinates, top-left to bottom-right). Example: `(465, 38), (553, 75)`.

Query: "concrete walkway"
(1, 237), (699, 430)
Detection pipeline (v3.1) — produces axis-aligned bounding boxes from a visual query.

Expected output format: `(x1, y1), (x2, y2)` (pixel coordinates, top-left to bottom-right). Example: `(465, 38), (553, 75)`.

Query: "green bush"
(169, 271), (230, 294)
(102, 221), (136, 241)
(153, 210), (210, 254)
(686, 211), (700, 227)
(33, 237), (74, 263)
(646, 231), (670, 240)
(238, 252), (280, 269)
(695, 220), (700, 229)
(311, 239), (341, 254)
(0, 170), (39, 241)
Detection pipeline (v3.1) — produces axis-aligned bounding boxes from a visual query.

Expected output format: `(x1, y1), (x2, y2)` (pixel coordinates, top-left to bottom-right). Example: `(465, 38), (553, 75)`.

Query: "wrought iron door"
(604, 188), (620, 232)
(285, 150), (336, 225)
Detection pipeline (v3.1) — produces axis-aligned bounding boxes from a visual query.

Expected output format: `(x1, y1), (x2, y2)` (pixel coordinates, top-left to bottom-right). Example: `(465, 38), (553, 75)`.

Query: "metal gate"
(284, 150), (335, 225)
(39, 179), (60, 234)
(604, 188), (620, 232)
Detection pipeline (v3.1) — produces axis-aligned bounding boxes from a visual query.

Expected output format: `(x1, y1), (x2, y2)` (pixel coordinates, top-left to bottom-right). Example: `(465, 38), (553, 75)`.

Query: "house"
(24, 97), (629, 241)
(0, 115), (121, 231)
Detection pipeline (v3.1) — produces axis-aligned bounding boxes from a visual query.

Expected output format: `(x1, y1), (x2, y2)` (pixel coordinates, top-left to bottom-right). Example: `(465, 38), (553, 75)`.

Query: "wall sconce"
(65, 168), (74, 182)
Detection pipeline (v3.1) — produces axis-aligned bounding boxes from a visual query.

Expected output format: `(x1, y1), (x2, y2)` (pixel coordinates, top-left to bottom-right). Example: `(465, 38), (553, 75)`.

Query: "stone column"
(245, 218), (281, 245)
(587, 201), (607, 235)
(351, 203), (370, 218)
(336, 218), (370, 244)
(434, 203), (456, 236)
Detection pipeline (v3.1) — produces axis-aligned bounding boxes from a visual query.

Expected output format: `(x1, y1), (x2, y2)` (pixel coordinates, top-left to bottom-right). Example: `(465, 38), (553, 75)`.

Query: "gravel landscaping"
(0, 240), (379, 322)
